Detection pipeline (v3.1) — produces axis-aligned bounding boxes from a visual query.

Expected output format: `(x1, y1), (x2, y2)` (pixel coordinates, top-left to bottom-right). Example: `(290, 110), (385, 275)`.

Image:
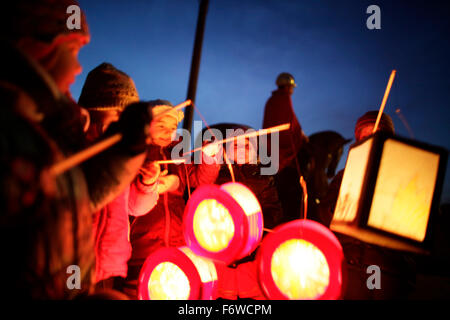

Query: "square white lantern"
(330, 132), (447, 254)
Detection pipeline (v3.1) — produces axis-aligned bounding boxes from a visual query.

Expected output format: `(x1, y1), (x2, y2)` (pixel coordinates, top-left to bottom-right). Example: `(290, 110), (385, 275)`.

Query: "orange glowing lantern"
(330, 132), (447, 254)
(257, 219), (345, 300)
(183, 182), (264, 265)
(138, 246), (218, 300)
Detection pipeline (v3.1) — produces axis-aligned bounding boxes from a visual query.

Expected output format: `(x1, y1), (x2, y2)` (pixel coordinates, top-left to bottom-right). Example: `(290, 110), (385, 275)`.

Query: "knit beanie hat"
(3, 0), (90, 45)
(355, 110), (395, 140)
(78, 63), (139, 112)
(150, 99), (184, 123)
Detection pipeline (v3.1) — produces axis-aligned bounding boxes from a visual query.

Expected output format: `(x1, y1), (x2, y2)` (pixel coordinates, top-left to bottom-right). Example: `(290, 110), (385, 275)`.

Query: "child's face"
(46, 39), (83, 95)
(227, 137), (257, 164)
(150, 115), (178, 147)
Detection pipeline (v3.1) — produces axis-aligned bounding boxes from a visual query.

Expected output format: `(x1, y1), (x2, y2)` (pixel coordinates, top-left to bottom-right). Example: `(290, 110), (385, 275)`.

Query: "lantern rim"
(183, 184), (249, 265)
(257, 219), (345, 300)
(138, 247), (201, 300)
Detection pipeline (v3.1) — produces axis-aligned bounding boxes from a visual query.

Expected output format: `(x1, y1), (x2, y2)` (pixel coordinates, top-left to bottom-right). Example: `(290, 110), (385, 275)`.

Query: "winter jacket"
(262, 87), (306, 172)
(0, 44), (146, 299)
(128, 144), (220, 269)
(214, 164), (283, 300)
(92, 181), (158, 283)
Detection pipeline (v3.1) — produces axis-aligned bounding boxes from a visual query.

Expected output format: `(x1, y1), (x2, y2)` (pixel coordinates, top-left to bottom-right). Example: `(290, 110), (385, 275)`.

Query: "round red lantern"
(183, 182), (263, 265)
(257, 219), (345, 300)
(138, 246), (218, 300)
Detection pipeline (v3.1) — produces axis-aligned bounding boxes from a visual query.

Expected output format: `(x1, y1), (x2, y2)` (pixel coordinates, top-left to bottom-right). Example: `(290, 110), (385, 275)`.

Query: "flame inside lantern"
(148, 262), (190, 300)
(258, 219), (344, 300)
(193, 199), (235, 252)
(271, 239), (330, 299)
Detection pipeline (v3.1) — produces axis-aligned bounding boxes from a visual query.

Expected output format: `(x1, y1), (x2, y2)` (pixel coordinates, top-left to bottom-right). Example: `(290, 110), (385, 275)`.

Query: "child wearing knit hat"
(3, 0), (90, 98)
(80, 62), (140, 142)
(78, 63), (160, 292)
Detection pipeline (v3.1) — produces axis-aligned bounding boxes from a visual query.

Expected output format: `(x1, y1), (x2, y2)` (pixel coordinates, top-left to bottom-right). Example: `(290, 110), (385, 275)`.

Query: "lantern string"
(373, 70), (397, 133)
(191, 102), (236, 183)
(299, 176), (308, 220)
(286, 123), (308, 221)
(395, 108), (415, 139)
(263, 228), (274, 233)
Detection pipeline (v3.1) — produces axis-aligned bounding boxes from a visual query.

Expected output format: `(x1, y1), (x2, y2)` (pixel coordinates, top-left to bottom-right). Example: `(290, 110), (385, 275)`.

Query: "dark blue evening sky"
(73, 0), (450, 203)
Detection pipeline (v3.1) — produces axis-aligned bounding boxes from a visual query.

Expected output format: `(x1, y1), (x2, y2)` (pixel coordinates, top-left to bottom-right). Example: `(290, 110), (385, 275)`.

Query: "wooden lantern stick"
(183, 123), (291, 156)
(373, 70), (397, 133)
(48, 100), (192, 176)
(154, 159), (187, 165)
(49, 134), (122, 176)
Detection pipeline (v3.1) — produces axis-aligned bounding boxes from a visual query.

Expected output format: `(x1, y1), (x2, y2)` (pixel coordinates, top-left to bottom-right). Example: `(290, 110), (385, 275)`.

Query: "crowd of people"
(0, 0), (419, 300)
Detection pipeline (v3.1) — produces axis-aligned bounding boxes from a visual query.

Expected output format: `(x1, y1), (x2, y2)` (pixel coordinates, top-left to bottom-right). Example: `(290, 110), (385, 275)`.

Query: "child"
(125, 100), (221, 298)
(79, 63), (160, 291)
(203, 123), (283, 300)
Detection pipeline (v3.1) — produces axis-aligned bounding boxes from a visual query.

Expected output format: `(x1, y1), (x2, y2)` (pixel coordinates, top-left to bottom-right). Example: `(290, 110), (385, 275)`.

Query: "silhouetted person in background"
(263, 73), (309, 223)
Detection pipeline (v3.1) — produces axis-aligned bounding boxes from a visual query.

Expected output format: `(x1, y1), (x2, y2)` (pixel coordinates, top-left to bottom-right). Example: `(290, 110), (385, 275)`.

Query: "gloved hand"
(107, 102), (153, 155)
(202, 141), (223, 164)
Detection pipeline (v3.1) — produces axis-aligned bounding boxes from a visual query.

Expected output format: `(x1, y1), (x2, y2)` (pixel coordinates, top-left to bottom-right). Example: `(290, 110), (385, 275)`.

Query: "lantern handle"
(373, 70), (397, 133)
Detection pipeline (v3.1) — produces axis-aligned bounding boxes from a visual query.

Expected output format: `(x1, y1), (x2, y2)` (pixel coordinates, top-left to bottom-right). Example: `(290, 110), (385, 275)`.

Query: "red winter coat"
(128, 144), (220, 269)
(263, 87), (306, 171)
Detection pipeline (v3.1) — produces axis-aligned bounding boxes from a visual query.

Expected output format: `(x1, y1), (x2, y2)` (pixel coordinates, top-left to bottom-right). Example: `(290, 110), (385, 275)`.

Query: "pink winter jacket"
(92, 177), (158, 282)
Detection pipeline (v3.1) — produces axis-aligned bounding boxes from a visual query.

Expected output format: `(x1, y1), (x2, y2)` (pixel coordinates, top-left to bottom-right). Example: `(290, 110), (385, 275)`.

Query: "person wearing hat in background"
(262, 72), (309, 224)
(78, 63), (160, 293)
(319, 110), (396, 225)
(319, 110), (416, 299)
(124, 100), (222, 298)
(0, 0), (155, 299)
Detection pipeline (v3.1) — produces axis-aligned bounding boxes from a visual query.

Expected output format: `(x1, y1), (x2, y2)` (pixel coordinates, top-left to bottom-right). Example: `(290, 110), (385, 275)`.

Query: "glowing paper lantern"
(138, 246), (218, 300)
(331, 132), (447, 254)
(184, 182), (263, 265)
(257, 219), (345, 300)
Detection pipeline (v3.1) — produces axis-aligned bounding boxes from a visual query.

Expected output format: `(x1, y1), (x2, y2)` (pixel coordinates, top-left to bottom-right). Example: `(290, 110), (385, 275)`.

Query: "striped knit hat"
(150, 99), (184, 123)
(355, 111), (395, 141)
(78, 63), (139, 111)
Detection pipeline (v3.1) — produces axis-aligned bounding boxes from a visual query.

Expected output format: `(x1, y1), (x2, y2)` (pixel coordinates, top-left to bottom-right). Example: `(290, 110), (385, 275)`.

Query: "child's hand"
(139, 162), (161, 185)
